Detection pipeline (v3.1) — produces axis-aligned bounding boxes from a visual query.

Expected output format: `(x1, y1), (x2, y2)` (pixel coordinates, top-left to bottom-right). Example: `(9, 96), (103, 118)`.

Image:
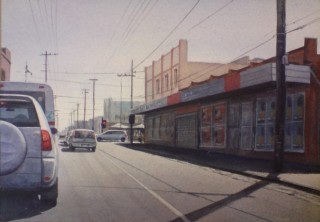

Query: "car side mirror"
(51, 127), (58, 135)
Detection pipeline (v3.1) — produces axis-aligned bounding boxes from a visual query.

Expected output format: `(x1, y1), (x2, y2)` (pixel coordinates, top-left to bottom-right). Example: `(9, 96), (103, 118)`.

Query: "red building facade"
(132, 38), (320, 166)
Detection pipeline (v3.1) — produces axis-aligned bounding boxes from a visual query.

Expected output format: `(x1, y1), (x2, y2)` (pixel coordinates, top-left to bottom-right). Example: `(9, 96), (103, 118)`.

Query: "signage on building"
(181, 78), (224, 102)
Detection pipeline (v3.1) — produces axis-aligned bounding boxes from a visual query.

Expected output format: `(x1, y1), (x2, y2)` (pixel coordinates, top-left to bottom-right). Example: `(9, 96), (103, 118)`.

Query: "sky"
(2, 0), (320, 131)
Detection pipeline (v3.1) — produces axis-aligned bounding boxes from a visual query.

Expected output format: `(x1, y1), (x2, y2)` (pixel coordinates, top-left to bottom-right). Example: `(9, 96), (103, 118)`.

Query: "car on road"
(68, 129), (97, 152)
(96, 130), (127, 142)
(0, 94), (59, 205)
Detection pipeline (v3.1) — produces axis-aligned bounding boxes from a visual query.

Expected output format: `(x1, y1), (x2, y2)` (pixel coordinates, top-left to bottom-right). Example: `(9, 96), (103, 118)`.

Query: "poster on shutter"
(201, 107), (212, 126)
(213, 103), (226, 124)
(201, 127), (211, 147)
(213, 126), (225, 148)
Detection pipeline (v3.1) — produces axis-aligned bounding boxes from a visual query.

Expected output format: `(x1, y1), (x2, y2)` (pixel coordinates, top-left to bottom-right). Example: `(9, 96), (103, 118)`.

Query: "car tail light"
(41, 130), (52, 151)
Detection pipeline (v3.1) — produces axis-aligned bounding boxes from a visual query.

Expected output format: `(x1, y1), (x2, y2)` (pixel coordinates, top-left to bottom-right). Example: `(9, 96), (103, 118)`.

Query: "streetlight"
(89, 78), (98, 131)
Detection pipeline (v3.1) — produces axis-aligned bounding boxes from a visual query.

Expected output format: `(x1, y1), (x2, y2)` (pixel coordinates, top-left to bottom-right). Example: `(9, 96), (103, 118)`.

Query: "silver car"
(96, 130), (127, 142)
(68, 129), (97, 152)
(0, 94), (58, 205)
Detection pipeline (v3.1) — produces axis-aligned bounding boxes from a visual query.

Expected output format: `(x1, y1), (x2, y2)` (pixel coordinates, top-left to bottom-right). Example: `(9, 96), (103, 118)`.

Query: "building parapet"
(132, 63), (311, 115)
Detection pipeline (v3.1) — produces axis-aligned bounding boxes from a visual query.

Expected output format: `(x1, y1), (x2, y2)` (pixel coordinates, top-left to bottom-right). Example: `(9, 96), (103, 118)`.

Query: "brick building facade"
(132, 38), (320, 166)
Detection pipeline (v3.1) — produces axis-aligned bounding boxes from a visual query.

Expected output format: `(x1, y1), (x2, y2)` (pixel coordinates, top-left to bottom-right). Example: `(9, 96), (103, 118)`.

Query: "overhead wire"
(186, 0), (235, 33)
(140, 12), (320, 99)
(122, 0), (154, 44)
(133, 0), (202, 70)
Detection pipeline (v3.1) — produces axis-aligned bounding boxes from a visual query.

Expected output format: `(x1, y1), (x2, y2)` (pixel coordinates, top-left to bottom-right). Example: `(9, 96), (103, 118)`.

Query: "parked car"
(0, 94), (59, 205)
(96, 130), (127, 142)
(68, 129), (97, 152)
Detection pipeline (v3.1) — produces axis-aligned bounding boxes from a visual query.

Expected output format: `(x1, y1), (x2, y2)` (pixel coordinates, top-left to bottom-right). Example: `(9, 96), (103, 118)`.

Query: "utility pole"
(274, 0), (286, 172)
(130, 60), (134, 144)
(117, 74), (123, 128)
(25, 62), (32, 82)
(89, 78), (98, 131)
(41, 51), (57, 83)
(118, 69), (135, 136)
(70, 111), (73, 129)
(76, 103), (79, 128)
(82, 89), (89, 128)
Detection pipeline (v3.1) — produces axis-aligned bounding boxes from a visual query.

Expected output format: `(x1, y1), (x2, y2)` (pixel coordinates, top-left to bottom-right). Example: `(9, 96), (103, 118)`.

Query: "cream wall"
(144, 40), (250, 103)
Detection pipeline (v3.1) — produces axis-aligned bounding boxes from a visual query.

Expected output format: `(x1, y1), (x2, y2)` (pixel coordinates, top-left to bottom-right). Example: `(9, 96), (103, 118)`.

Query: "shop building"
(132, 38), (320, 166)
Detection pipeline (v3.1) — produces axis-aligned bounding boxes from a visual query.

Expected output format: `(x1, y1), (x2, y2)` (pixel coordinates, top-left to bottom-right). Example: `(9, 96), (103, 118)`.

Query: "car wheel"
(97, 137), (102, 142)
(69, 144), (75, 151)
(92, 147), (96, 152)
(121, 137), (125, 142)
(41, 179), (58, 206)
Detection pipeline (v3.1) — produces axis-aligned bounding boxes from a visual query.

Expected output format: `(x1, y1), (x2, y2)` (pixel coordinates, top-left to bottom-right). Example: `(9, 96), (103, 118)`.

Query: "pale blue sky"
(2, 0), (320, 130)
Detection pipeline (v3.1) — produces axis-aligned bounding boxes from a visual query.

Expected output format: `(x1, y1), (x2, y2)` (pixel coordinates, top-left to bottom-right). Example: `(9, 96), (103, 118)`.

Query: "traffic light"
(129, 114), (135, 124)
(101, 119), (107, 128)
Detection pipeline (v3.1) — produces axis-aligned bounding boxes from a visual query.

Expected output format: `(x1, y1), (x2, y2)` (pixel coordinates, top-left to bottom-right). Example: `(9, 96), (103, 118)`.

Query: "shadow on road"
(169, 174), (277, 222)
(0, 192), (55, 221)
(60, 147), (94, 153)
(119, 143), (320, 174)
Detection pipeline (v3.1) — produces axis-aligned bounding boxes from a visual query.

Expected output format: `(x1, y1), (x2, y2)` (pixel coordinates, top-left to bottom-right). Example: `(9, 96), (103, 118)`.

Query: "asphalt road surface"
(1, 141), (320, 222)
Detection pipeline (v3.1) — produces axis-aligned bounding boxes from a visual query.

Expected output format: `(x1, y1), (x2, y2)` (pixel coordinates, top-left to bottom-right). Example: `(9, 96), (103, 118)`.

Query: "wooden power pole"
(274, 0), (286, 172)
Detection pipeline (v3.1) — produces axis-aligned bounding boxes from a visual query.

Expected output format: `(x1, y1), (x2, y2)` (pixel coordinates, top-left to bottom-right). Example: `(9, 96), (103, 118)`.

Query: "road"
(1, 141), (320, 222)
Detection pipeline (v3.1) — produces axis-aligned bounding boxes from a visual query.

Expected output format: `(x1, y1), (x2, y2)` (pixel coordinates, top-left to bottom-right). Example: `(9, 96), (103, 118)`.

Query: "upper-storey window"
(155, 79), (160, 94)
(164, 74), (169, 91)
(173, 68), (178, 87)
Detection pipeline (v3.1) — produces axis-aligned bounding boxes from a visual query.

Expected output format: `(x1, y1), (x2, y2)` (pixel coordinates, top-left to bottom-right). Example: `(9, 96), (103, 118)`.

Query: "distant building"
(145, 39), (252, 103)
(103, 98), (143, 126)
(1, 48), (11, 81)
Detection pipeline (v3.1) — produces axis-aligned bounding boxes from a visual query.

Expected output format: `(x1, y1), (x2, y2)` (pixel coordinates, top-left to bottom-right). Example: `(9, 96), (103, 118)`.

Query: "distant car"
(0, 94), (59, 205)
(97, 130), (127, 142)
(68, 129), (97, 152)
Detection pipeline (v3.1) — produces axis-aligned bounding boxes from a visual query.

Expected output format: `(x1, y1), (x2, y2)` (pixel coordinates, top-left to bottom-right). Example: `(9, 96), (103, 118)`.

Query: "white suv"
(0, 94), (59, 205)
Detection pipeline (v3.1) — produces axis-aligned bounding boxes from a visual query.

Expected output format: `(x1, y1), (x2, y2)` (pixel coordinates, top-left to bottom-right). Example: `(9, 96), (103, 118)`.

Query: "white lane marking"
(105, 155), (191, 222)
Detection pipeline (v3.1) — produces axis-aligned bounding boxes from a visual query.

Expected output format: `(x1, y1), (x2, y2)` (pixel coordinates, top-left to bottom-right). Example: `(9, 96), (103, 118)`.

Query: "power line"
(186, 0), (235, 33)
(141, 15), (318, 99)
(134, 0), (201, 70)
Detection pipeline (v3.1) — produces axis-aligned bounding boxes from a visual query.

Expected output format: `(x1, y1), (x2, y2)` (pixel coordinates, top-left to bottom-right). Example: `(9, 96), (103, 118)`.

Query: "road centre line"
(102, 152), (191, 222)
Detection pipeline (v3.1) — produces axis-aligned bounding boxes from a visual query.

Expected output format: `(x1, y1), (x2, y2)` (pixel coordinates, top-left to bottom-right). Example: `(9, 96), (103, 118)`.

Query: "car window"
(74, 131), (95, 138)
(0, 100), (39, 127)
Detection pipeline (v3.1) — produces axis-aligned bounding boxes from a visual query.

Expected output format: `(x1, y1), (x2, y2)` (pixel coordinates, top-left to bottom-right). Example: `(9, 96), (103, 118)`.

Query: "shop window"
(285, 93), (304, 151)
(255, 98), (275, 151)
(240, 102), (254, 150)
(227, 103), (240, 149)
(255, 94), (304, 152)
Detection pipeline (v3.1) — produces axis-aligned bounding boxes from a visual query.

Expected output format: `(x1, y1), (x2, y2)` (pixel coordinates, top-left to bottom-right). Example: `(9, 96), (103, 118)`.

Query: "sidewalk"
(122, 143), (320, 195)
